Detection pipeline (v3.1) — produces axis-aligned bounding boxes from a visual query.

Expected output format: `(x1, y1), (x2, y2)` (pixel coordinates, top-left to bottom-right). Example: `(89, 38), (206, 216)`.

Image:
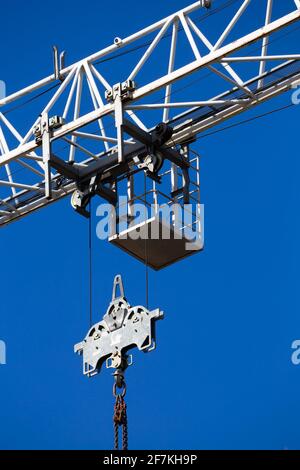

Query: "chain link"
(114, 419), (119, 450)
(113, 393), (128, 450)
(122, 408), (128, 450)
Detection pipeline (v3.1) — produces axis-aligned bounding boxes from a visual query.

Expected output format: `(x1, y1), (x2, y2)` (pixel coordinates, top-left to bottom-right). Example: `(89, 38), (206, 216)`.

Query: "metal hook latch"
(112, 354), (132, 397)
(113, 369), (126, 397)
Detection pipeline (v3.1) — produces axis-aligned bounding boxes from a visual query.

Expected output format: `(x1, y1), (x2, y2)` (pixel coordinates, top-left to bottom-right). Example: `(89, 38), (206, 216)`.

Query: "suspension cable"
(144, 173), (149, 309)
(94, 0), (240, 67)
(88, 200), (93, 327)
(113, 368), (128, 450)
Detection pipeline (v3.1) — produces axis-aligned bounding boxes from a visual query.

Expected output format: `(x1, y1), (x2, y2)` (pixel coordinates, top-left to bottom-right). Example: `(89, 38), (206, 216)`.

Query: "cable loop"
(113, 381), (126, 398)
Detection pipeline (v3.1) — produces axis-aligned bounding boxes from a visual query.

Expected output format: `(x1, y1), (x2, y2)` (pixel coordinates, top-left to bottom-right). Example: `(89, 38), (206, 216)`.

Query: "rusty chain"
(113, 370), (128, 450)
(113, 393), (128, 450)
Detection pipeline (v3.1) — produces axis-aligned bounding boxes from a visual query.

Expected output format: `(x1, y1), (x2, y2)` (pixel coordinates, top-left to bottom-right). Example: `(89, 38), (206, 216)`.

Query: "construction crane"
(0, 0), (299, 229)
(74, 274), (164, 449)
(1, 0), (300, 449)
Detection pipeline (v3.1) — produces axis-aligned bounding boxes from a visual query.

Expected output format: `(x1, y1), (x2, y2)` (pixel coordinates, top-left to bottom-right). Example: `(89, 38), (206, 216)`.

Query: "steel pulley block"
(74, 275), (164, 377)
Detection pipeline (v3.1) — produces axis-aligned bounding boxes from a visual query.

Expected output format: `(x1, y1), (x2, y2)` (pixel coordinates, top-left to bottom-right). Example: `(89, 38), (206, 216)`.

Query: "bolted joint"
(152, 122), (174, 146)
(105, 80), (136, 102)
(33, 115), (65, 143)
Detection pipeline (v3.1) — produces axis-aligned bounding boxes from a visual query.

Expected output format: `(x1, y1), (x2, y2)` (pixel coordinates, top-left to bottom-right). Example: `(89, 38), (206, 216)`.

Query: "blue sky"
(0, 0), (300, 450)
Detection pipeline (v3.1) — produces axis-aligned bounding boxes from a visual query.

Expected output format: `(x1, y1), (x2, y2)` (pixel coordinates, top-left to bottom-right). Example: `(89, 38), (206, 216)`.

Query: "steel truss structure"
(0, 0), (300, 226)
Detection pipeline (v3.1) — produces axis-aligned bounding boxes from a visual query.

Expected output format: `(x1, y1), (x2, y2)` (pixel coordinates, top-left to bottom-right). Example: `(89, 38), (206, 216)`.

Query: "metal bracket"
(105, 80), (136, 103)
(41, 113), (52, 200)
(115, 89), (124, 164)
(106, 81), (136, 163)
(33, 114), (65, 201)
(74, 274), (164, 377)
(33, 115), (65, 143)
(171, 144), (191, 203)
(107, 352), (132, 371)
(122, 120), (189, 170)
(112, 274), (125, 300)
(50, 119), (186, 218)
(71, 180), (117, 218)
(53, 46), (66, 81)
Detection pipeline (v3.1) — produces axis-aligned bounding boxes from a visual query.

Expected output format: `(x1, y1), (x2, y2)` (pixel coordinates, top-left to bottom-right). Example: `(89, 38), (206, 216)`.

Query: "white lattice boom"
(0, 0), (299, 225)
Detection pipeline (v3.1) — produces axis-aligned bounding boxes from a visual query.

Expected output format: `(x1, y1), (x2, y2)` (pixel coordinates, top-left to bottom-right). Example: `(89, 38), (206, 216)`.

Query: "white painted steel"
(0, 1), (299, 226)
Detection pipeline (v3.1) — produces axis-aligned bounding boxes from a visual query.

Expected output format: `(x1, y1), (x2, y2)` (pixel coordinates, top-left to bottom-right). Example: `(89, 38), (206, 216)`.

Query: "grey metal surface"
(0, 1), (299, 226)
(74, 275), (164, 377)
(109, 217), (203, 270)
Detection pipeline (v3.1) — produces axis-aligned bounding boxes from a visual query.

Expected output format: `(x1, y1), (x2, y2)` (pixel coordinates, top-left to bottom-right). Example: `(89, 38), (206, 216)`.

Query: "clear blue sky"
(0, 0), (300, 450)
